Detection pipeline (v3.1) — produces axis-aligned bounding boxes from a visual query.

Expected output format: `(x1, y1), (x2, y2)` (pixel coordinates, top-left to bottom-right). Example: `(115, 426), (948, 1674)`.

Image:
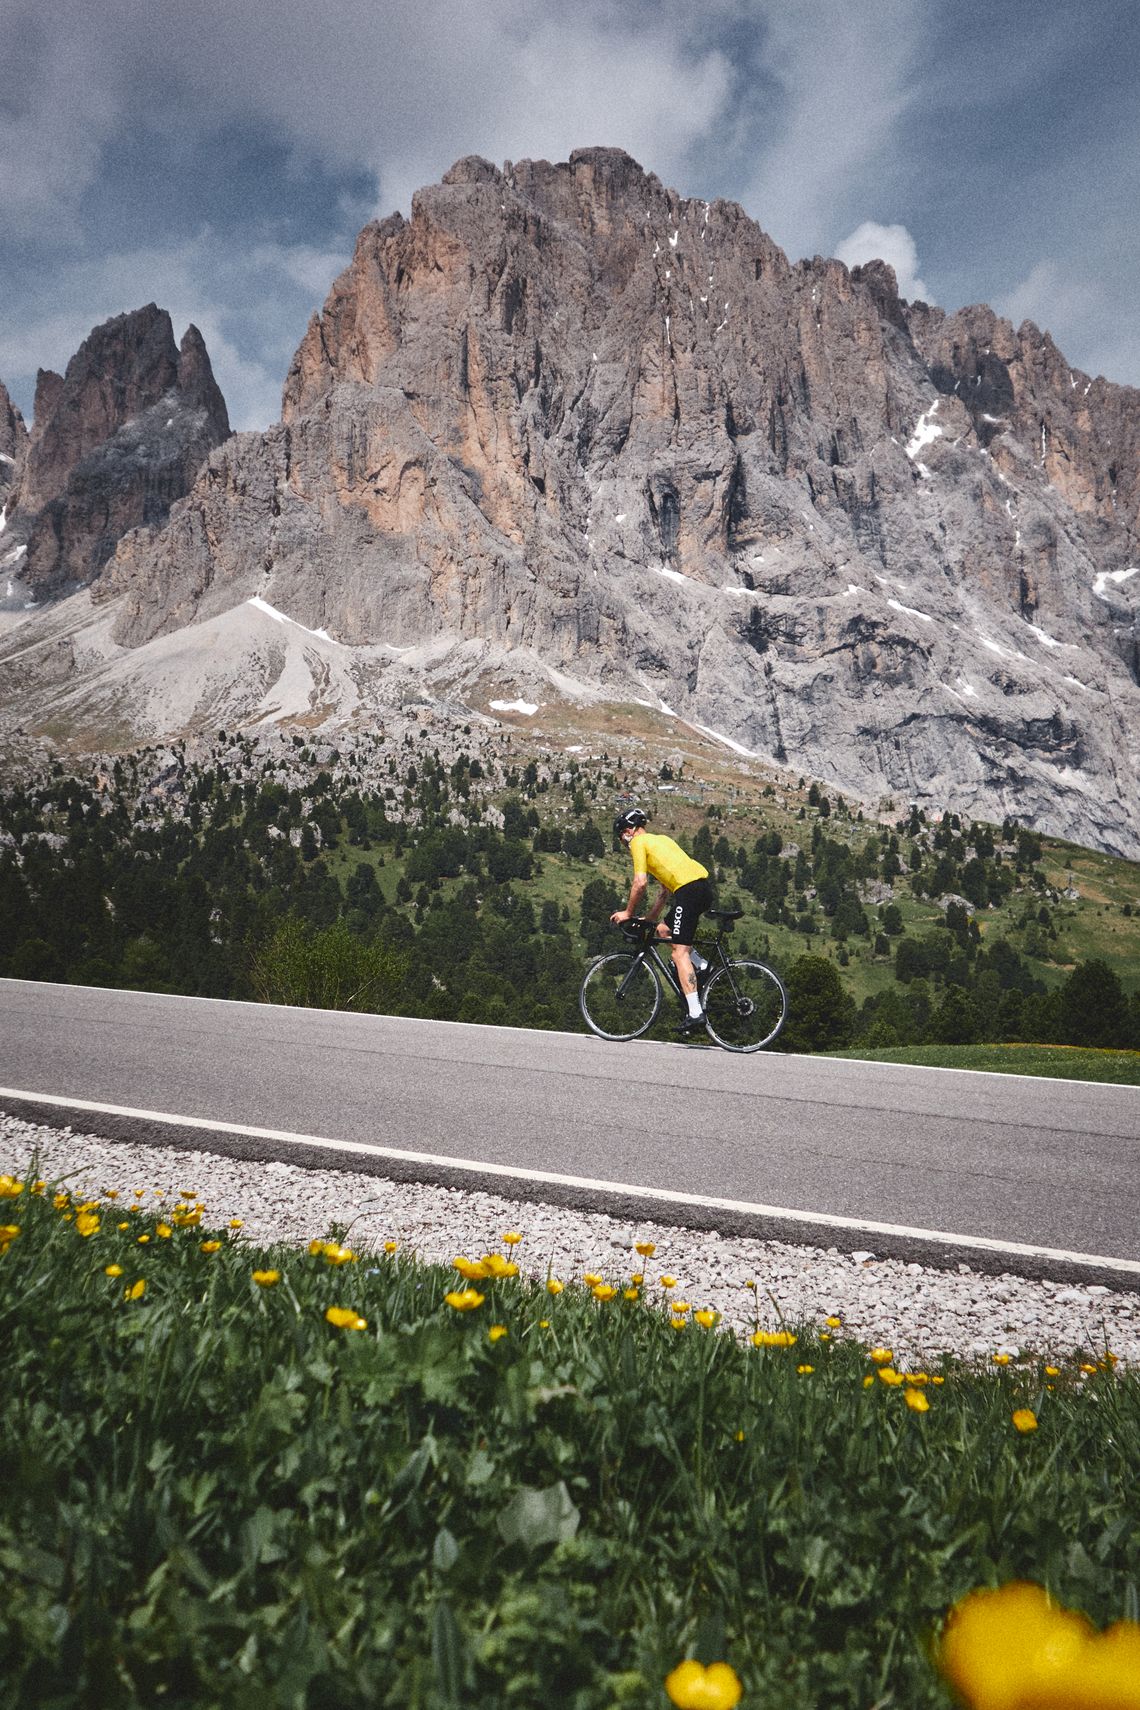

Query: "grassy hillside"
(2, 720), (1138, 1063)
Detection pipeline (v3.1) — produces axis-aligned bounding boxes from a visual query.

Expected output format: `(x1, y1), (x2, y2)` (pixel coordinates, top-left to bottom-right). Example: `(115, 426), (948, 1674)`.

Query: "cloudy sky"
(3, 0), (1138, 431)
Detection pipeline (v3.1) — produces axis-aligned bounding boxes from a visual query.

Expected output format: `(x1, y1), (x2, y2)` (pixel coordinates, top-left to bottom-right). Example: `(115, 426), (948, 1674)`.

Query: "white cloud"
(834, 221), (931, 303)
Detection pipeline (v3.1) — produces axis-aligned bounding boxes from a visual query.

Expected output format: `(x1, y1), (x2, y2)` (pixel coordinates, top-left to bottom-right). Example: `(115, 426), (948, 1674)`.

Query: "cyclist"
(610, 808), (714, 1034)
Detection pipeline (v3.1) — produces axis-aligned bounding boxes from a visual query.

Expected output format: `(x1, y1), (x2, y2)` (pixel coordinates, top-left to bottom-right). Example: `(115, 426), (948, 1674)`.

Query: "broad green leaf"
(496, 1481), (580, 1551)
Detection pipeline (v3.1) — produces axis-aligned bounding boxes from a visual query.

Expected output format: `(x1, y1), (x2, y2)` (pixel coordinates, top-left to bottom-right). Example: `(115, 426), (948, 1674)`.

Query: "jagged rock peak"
(9, 305), (230, 596)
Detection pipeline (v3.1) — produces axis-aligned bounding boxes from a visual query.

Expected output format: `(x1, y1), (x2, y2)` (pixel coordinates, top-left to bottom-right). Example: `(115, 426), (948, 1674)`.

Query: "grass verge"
(825, 1043), (1140, 1084)
(1, 1174), (1137, 1708)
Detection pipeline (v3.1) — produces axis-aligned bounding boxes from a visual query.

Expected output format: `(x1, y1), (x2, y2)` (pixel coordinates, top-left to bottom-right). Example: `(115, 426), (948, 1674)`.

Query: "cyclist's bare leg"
(670, 942), (697, 996)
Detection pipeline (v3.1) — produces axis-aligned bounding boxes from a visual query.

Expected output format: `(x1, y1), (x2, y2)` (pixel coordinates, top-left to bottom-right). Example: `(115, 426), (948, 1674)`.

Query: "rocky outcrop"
(0, 382), (28, 512)
(6, 306), (229, 597)
(71, 151), (1140, 851)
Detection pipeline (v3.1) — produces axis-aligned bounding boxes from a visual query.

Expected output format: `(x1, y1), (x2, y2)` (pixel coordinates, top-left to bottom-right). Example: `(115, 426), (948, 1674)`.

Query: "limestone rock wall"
(96, 149), (1140, 852)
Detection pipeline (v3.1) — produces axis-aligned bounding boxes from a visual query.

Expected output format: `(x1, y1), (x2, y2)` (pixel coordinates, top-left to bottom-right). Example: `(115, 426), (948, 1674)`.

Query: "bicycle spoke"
(579, 954), (660, 1041)
(703, 960), (787, 1052)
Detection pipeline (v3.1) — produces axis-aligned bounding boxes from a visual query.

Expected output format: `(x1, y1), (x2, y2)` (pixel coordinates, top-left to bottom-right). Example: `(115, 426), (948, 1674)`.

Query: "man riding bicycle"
(610, 808), (714, 1035)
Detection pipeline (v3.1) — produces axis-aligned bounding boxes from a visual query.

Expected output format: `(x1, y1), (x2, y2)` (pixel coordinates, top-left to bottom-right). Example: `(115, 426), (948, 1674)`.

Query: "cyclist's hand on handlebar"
(610, 908), (631, 924)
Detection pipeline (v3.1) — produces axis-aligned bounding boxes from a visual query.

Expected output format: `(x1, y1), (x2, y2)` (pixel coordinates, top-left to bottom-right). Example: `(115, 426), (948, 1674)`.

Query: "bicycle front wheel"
(580, 954), (661, 1041)
(703, 959), (787, 1052)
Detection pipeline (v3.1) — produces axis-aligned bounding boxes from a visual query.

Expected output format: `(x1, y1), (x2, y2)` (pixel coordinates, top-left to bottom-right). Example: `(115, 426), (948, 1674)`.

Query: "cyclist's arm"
(645, 883), (670, 922)
(610, 874), (648, 923)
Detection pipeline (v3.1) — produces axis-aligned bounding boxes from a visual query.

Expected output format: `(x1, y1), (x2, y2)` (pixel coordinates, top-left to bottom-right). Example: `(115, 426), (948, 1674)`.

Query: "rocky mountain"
(5, 151), (1140, 854)
(1, 305), (230, 600)
(0, 382), (28, 524)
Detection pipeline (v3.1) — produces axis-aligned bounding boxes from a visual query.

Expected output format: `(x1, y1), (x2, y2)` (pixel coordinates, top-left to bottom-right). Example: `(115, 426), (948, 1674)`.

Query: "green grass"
(826, 1043), (1140, 1084)
(2, 1173), (1138, 1709)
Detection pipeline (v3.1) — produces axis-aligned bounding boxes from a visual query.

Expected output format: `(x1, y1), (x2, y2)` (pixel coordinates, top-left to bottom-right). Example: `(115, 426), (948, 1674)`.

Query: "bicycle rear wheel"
(580, 954), (661, 1041)
(703, 959), (787, 1052)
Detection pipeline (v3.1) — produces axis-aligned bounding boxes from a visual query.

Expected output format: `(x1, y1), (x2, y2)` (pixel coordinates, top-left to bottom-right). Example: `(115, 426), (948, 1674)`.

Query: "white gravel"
(5, 1115), (1137, 1367)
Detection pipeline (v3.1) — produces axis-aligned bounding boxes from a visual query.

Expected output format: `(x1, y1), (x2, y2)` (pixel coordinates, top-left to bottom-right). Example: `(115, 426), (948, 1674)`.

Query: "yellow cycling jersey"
(630, 831), (709, 892)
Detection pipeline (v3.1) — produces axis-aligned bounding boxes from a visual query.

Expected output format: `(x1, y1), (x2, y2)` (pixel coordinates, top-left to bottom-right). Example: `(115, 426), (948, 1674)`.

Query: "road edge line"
(3, 1085), (1138, 1289)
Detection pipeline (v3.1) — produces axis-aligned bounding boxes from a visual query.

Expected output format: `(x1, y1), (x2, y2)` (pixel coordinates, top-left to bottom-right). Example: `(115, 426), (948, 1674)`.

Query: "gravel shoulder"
(5, 1114), (1137, 1367)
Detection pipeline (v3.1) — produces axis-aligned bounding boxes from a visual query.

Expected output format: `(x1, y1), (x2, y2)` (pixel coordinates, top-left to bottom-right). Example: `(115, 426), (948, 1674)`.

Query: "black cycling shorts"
(665, 877), (714, 944)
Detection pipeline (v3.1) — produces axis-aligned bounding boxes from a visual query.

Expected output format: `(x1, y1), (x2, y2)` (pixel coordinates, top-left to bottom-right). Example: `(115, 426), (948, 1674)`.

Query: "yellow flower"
(936, 1582), (1131, 1710)
(32, 1180), (45, 1195)
(546, 1278), (564, 1295)
(734, 1430), (745, 1442)
(904, 1373), (930, 1386)
(137, 1235), (151, 1245)
(229, 1218), (243, 1230)
(104, 1189), (120, 1200)
(993, 1352), (1011, 1365)
(670, 1317), (687, 1331)
(482, 1254), (518, 1278)
(323, 1243), (357, 1266)
(384, 1241), (398, 1253)
(635, 1241), (657, 1257)
(624, 1288), (640, 1301)
(694, 1310), (718, 1328)
(869, 1347), (893, 1364)
(75, 1210), (100, 1238)
(53, 1193), (70, 1211)
(905, 1389), (930, 1413)
(104, 1263), (123, 1277)
(171, 1207), (202, 1228)
(825, 1315), (842, 1327)
(671, 1301), (691, 1316)
(932, 1375), (945, 1385)
(592, 1283), (617, 1301)
(156, 1222), (172, 1239)
(664, 1658), (743, 1710)
(1080, 1363), (1098, 1376)
(488, 1324), (509, 1342)
(0, 1176), (24, 1198)
(325, 1306), (367, 1330)
(659, 1274), (677, 1289)
(630, 1271), (645, 1285)
(445, 1288), (485, 1312)
(863, 1375), (875, 1388)
(502, 1231), (522, 1246)
(1044, 1365), (1060, 1377)
(117, 1221), (129, 1231)
(124, 1279), (146, 1301)
(538, 1319), (549, 1329)
(200, 1240), (221, 1254)
(1012, 1408), (1038, 1433)
(750, 1330), (796, 1348)
(819, 1333), (831, 1342)
(797, 1364), (815, 1375)
(583, 1272), (604, 1286)
(252, 1269), (281, 1287)
(453, 1257), (490, 1281)
(877, 1367), (904, 1386)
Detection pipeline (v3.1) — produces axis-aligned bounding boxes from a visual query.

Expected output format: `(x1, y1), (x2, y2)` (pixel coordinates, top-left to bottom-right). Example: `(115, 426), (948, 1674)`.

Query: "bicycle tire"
(702, 959), (787, 1052)
(580, 953), (661, 1041)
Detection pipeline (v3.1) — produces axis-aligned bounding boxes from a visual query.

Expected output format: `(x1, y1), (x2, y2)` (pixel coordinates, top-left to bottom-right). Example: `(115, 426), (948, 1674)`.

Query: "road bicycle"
(579, 909), (788, 1053)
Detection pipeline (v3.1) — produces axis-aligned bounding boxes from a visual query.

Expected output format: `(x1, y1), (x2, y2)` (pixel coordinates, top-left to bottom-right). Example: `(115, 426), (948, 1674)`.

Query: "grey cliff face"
(79, 150), (1140, 852)
(4, 306), (230, 598)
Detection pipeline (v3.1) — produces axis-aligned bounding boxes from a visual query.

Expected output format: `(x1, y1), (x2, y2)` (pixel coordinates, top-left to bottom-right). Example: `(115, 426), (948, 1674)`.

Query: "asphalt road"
(2, 978), (1139, 1284)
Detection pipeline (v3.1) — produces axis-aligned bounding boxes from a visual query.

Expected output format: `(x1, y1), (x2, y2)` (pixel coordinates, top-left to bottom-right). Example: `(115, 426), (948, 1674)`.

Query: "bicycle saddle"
(706, 907), (743, 922)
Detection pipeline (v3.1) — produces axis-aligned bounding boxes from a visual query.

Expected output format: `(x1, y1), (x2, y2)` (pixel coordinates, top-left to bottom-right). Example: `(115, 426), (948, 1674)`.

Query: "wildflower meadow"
(1, 1169), (1138, 1708)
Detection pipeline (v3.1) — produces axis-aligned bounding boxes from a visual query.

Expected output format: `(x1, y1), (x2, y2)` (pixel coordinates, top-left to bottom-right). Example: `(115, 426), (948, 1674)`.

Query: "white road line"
(4, 1086), (1139, 1277)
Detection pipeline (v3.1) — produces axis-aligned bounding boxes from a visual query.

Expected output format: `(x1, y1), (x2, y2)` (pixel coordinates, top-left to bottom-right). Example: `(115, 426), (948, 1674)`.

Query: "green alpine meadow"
(2, 1172), (1137, 1709)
